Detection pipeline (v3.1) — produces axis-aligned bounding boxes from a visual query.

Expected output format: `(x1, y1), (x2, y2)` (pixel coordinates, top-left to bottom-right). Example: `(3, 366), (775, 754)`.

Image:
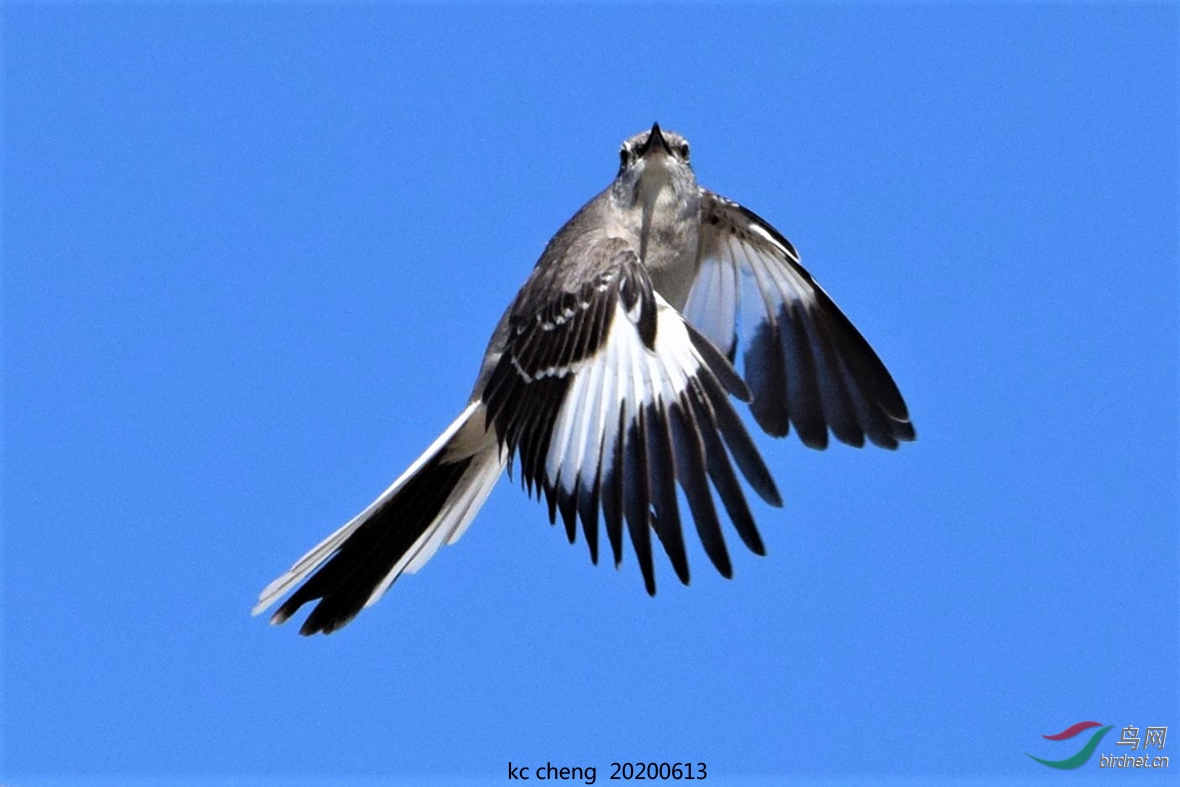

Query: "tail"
(253, 402), (503, 635)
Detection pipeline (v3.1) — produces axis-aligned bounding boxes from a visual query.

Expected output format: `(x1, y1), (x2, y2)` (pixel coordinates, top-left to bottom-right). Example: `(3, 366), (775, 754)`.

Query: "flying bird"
(255, 123), (915, 635)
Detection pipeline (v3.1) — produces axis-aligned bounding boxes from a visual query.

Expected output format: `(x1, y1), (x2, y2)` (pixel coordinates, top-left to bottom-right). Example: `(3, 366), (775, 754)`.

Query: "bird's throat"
(637, 169), (673, 264)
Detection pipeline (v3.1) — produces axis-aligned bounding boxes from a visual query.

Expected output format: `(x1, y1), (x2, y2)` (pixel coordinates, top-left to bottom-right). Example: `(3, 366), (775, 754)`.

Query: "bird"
(254, 123), (915, 635)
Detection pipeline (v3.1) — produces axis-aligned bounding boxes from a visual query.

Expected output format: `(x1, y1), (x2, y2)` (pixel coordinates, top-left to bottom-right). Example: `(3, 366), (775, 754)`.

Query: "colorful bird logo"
(1027, 721), (1113, 769)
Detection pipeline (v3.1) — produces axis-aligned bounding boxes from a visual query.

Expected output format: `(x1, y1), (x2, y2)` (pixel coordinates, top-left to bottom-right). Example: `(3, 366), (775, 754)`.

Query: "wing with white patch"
(684, 190), (916, 450)
(481, 238), (782, 594)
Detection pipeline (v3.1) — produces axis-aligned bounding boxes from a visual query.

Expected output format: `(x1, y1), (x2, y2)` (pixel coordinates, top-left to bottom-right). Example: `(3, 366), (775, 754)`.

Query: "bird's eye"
(678, 143), (690, 160)
(619, 147), (630, 167)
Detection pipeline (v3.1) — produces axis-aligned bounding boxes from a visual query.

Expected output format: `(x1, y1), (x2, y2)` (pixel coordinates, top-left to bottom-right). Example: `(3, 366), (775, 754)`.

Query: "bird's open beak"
(638, 122), (671, 158)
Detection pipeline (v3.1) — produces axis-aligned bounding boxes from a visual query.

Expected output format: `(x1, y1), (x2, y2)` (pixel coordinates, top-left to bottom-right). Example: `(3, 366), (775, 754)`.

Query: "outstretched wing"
(684, 190), (916, 450)
(481, 236), (782, 594)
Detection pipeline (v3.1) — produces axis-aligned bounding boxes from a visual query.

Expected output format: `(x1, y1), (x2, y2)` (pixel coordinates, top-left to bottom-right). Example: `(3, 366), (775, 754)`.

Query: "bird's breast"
(638, 189), (701, 312)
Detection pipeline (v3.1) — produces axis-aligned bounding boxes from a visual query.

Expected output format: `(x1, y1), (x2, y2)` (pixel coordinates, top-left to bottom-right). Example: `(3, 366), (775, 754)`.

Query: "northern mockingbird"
(255, 123), (915, 635)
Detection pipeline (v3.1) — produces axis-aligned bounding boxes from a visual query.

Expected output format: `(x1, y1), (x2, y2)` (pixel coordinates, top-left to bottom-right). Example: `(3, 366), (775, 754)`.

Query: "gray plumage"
(255, 123), (915, 635)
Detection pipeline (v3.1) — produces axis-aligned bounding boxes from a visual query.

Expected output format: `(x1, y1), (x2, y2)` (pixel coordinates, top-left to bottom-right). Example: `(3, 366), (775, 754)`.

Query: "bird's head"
(618, 122), (691, 173)
(611, 122), (697, 208)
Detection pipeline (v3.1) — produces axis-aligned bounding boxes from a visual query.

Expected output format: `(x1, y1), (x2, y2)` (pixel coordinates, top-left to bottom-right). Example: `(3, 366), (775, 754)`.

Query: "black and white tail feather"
(254, 404), (503, 635)
(255, 124), (914, 635)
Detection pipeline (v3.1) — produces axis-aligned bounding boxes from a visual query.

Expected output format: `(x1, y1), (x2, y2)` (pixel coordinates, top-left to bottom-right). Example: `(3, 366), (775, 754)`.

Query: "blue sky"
(3, 4), (1176, 785)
